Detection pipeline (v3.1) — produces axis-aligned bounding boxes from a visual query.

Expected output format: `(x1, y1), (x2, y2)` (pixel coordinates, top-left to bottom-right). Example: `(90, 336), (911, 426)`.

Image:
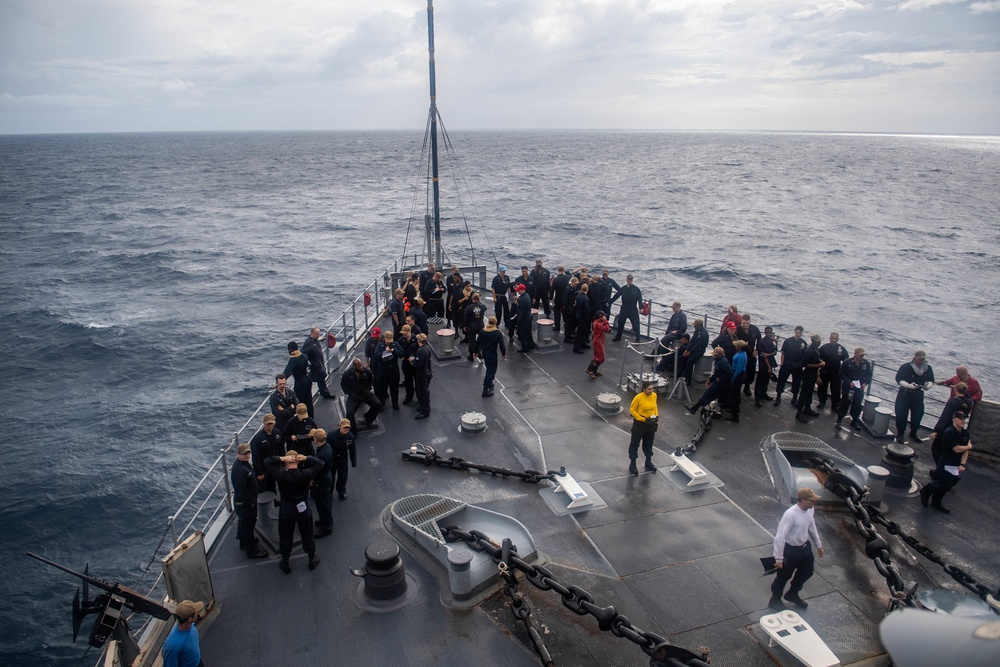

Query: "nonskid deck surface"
(202, 315), (1000, 666)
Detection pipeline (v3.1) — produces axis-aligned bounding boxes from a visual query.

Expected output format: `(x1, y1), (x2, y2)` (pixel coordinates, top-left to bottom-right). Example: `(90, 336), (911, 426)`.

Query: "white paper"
(944, 465), (961, 476)
(852, 380), (862, 389)
(296, 501), (308, 513)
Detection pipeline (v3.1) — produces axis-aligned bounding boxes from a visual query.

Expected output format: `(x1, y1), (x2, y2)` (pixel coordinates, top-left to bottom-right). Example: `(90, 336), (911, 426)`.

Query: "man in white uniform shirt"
(770, 487), (825, 611)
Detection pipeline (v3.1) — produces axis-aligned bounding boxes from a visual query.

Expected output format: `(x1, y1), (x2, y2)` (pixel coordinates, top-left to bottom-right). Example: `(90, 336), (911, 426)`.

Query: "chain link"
(807, 456), (912, 610)
(497, 538), (554, 666)
(443, 526), (711, 665)
(403, 445), (564, 484)
(809, 456), (1000, 614)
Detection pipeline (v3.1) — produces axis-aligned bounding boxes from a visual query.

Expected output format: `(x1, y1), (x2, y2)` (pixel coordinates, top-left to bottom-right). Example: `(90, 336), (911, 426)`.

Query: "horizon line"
(3, 128), (999, 140)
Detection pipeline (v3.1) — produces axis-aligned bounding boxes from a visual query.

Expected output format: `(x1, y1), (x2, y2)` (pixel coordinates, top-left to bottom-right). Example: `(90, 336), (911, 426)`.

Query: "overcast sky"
(1, 0), (998, 135)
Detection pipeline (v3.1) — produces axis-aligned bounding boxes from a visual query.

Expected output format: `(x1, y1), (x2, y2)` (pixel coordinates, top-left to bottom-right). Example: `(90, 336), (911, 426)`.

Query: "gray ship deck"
(199, 316), (1000, 666)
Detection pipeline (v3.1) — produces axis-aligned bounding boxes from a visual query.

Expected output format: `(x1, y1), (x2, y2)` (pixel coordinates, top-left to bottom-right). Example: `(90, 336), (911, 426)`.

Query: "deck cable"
(435, 114), (500, 270)
(131, 522), (173, 592)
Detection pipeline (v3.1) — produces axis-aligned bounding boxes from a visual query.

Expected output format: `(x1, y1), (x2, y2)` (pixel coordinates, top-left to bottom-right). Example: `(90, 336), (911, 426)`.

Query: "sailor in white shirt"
(769, 487), (825, 611)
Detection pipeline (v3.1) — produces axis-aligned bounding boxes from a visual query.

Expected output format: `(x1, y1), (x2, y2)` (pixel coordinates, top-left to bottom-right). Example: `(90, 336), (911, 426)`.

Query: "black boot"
(628, 461), (638, 476)
(784, 593), (808, 609)
(768, 595), (785, 611)
(644, 459), (657, 472)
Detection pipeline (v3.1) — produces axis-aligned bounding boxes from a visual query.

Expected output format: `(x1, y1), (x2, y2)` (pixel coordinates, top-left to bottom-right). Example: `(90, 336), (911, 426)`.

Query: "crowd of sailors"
(229, 259), (985, 574)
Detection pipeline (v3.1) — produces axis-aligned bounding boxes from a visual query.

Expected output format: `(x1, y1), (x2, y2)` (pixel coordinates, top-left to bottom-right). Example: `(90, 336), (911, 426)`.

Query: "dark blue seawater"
(1, 130), (997, 665)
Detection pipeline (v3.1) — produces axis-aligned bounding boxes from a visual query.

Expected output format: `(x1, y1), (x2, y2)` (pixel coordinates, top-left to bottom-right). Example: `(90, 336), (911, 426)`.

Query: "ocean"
(1, 129), (997, 665)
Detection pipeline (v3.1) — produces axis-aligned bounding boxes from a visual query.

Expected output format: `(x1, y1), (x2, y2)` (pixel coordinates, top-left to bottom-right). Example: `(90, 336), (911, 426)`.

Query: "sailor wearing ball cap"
(711, 321), (737, 361)
(514, 283), (536, 353)
(769, 488), (825, 611)
(330, 418), (357, 500)
(364, 327), (382, 367)
(837, 347), (873, 430)
(232, 442), (267, 558)
(162, 599), (205, 667)
(264, 450), (325, 574)
(920, 411), (972, 514)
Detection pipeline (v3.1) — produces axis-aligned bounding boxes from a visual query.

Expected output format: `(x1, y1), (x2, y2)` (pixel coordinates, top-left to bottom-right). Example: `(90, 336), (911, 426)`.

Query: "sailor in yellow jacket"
(628, 381), (659, 476)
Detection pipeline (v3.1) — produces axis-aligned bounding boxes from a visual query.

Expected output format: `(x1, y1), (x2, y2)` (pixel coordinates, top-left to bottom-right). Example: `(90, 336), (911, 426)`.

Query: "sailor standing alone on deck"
(627, 380), (659, 476)
(770, 488), (825, 611)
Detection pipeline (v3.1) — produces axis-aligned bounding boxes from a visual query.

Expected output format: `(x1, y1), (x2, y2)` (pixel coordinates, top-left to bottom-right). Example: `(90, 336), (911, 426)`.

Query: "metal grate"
(761, 431), (857, 466)
(390, 494), (466, 544)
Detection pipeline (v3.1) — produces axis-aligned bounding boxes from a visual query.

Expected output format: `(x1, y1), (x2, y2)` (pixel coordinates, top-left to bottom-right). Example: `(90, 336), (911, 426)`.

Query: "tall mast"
(426, 0), (442, 267)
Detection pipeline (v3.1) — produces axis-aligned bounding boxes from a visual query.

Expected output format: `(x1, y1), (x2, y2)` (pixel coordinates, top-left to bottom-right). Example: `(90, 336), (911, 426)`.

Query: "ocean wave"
(671, 263), (790, 290)
(137, 207), (167, 216)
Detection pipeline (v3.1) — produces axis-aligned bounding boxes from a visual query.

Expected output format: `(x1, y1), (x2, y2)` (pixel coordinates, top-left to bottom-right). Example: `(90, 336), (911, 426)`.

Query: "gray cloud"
(0, 0), (997, 134)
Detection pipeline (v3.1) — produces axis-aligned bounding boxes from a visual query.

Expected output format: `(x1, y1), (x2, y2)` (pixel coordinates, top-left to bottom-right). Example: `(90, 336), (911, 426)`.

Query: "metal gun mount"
(26, 552), (171, 665)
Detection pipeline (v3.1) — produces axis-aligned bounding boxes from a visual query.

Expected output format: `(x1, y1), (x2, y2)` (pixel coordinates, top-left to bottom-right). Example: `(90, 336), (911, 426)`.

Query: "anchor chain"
(402, 445), (562, 484)
(807, 456), (915, 611)
(866, 496), (1000, 612)
(443, 526), (711, 665)
(808, 456), (1000, 614)
(684, 404), (718, 453)
(499, 539), (554, 667)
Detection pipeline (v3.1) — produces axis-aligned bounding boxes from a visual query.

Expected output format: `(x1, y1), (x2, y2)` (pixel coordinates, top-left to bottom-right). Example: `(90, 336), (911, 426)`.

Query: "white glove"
(923, 381), (934, 391)
(899, 381), (917, 390)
